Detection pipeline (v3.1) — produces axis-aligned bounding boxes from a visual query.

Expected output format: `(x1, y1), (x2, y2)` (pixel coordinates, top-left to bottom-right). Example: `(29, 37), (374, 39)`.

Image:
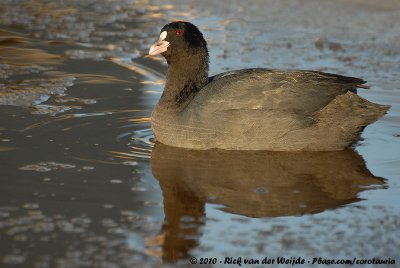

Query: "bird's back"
(152, 69), (389, 150)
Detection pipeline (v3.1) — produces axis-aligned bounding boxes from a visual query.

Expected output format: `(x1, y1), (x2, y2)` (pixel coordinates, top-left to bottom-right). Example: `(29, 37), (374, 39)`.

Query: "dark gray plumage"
(149, 21), (389, 151)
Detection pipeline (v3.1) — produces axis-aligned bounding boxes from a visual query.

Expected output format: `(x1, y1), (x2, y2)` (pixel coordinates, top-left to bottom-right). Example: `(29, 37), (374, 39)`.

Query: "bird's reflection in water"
(150, 143), (385, 262)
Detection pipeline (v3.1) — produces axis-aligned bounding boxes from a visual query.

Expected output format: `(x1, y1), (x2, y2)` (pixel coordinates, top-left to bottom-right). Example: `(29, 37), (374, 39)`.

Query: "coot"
(148, 21), (389, 151)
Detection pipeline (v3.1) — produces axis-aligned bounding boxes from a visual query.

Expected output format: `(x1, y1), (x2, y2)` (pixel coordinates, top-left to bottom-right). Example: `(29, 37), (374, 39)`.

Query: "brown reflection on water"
(0, 29), (28, 45)
(151, 143), (385, 262)
(0, 46), (61, 65)
(0, 29), (60, 66)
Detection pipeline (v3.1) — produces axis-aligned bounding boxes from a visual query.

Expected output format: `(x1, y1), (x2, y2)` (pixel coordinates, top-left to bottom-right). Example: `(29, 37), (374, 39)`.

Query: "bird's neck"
(159, 51), (209, 111)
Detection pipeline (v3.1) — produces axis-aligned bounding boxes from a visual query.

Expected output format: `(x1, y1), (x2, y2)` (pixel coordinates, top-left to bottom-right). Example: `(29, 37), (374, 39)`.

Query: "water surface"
(1, 1), (399, 267)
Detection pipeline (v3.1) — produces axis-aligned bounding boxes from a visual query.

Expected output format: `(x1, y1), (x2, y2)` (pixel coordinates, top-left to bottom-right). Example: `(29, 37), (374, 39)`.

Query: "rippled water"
(1, 1), (400, 267)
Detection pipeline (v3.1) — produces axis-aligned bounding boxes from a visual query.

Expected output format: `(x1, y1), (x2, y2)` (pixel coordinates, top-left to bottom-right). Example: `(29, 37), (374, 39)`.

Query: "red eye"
(176, 29), (184, 36)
